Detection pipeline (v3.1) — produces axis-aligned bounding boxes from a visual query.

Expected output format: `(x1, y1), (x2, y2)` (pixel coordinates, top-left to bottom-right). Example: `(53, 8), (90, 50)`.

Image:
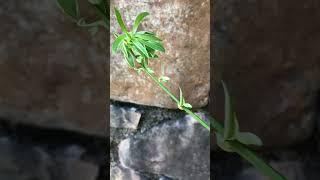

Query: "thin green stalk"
(208, 116), (286, 180)
(143, 68), (210, 130)
(143, 67), (285, 180)
(143, 68), (179, 103)
(230, 141), (286, 180)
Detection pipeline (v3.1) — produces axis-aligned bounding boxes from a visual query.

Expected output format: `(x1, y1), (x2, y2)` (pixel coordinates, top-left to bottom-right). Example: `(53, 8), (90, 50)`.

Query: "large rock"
(110, 165), (147, 180)
(110, 0), (210, 108)
(0, 137), (99, 180)
(110, 105), (141, 129)
(118, 114), (210, 180)
(0, 1), (107, 135)
(236, 161), (306, 180)
(211, 0), (320, 146)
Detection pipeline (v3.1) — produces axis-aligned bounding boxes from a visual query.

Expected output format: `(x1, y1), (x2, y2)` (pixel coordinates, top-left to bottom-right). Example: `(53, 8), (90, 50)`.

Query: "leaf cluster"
(56, 0), (109, 35)
(111, 8), (165, 73)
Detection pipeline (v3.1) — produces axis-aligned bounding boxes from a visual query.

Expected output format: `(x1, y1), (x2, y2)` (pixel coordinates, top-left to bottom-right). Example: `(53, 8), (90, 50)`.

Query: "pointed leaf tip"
(132, 12), (149, 33)
(114, 7), (128, 33)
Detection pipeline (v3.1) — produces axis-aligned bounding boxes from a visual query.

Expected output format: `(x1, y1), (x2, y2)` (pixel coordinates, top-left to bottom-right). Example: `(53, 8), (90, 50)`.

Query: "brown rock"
(0, 1), (107, 135)
(110, 0), (210, 108)
(211, 0), (320, 146)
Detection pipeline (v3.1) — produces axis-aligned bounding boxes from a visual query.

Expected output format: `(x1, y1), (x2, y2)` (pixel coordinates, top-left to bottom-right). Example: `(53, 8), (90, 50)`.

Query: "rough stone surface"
(110, 105), (141, 129)
(110, 165), (146, 180)
(0, 137), (99, 180)
(236, 161), (306, 180)
(118, 114), (210, 180)
(110, 0), (210, 108)
(212, 0), (320, 146)
(0, 1), (107, 135)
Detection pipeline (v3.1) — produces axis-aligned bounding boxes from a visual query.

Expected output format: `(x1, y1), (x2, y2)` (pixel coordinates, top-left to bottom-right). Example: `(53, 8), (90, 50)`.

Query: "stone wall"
(0, 0), (107, 136)
(1, 0), (320, 180)
(211, 0), (320, 147)
(0, 1), (107, 180)
(110, 0), (210, 108)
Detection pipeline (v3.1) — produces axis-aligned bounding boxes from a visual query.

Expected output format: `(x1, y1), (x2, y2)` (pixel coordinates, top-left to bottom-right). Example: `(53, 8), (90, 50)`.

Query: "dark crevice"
(0, 118), (107, 166)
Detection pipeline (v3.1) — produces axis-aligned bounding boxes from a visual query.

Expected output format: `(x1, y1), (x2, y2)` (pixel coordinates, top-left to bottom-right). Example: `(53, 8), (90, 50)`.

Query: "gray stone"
(0, 138), (98, 180)
(110, 105), (141, 129)
(118, 113), (210, 180)
(0, 0), (107, 135)
(110, 0), (210, 108)
(110, 165), (146, 180)
(236, 161), (306, 180)
(54, 158), (98, 180)
(211, 0), (320, 146)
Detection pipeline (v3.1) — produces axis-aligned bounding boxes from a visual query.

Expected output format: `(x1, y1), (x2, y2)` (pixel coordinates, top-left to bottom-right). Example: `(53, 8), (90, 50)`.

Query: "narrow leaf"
(132, 12), (149, 33)
(222, 81), (236, 140)
(135, 33), (162, 42)
(141, 40), (165, 52)
(136, 56), (143, 63)
(121, 45), (134, 67)
(132, 39), (149, 58)
(136, 31), (155, 35)
(57, 0), (79, 19)
(183, 103), (192, 109)
(114, 8), (128, 33)
(179, 87), (183, 107)
(112, 34), (126, 53)
(216, 133), (234, 152)
(236, 132), (263, 146)
(159, 76), (170, 82)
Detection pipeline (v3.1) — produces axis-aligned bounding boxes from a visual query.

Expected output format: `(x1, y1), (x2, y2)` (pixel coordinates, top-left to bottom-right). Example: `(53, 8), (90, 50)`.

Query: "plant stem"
(230, 141), (286, 180)
(142, 68), (286, 180)
(143, 68), (210, 130)
(208, 117), (286, 180)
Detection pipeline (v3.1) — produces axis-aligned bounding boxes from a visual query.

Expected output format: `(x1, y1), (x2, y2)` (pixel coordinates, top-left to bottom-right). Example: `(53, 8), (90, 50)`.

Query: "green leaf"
(222, 81), (236, 140)
(216, 133), (234, 152)
(112, 34), (126, 53)
(121, 44), (134, 67)
(136, 31), (155, 35)
(236, 132), (263, 146)
(159, 76), (170, 82)
(114, 8), (128, 33)
(132, 12), (149, 33)
(132, 39), (149, 58)
(127, 53), (135, 68)
(183, 103), (192, 109)
(57, 0), (79, 19)
(141, 40), (165, 52)
(136, 56), (143, 63)
(121, 44), (128, 60)
(179, 87), (183, 107)
(135, 33), (162, 42)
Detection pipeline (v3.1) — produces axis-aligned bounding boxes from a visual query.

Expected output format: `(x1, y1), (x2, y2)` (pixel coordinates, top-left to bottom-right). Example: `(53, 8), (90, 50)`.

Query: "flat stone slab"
(118, 113), (210, 180)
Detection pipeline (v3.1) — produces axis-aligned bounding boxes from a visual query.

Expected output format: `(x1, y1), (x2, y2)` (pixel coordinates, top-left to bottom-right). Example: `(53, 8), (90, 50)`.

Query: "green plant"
(56, 1), (286, 179)
(111, 8), (286, 180)
(56, 0), (109, 35)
